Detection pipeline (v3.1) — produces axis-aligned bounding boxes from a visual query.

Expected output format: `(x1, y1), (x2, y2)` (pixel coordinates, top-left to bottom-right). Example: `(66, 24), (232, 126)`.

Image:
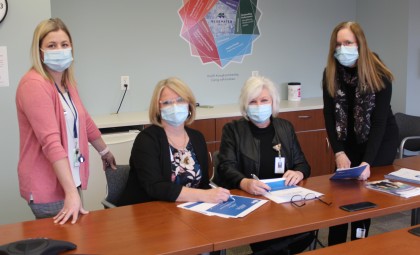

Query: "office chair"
(210, 150), (223, 186)
(395, 112), (420, 159)
(101, 164), (130, 209)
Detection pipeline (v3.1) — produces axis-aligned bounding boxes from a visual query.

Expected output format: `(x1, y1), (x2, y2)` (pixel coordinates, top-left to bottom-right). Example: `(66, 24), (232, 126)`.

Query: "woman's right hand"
(335, 152), (351, 169)
(205, 187), (231, 203)
(240, 178), (271, 196)
(53, 189), (89, 224)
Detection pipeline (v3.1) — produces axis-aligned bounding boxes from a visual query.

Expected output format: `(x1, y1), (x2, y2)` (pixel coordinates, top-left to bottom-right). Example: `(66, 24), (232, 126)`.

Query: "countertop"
(92, 97), (323, 129)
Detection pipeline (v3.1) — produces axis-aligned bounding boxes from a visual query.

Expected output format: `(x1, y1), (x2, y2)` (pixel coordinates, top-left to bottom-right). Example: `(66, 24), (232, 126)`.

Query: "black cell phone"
(339, 201), (377, 212)
(408, 226), (420, 237)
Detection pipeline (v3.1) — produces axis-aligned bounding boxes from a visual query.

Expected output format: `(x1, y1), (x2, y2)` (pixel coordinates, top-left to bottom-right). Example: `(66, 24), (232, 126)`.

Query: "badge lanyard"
(55, 83), (85, 165)
(273, 143), (285, 174)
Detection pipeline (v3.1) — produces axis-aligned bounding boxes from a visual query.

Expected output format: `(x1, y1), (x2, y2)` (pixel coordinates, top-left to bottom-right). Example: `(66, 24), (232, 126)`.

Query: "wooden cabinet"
(278, 109), (335, 176)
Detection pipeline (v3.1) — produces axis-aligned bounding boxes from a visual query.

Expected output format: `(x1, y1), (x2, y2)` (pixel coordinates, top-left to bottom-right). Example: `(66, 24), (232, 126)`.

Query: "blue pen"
(209, 182), (235, 201)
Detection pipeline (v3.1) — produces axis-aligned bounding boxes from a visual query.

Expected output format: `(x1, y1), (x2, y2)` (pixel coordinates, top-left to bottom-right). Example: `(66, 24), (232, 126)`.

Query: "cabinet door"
(278, 109), (325, 132)
(296, 130), (335, 176)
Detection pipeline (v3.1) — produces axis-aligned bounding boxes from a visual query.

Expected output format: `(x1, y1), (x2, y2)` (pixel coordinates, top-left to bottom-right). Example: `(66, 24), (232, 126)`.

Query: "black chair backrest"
(395, 112), (420, 151)
(104, 165), (130, 205)
(211, 151), (222, 186)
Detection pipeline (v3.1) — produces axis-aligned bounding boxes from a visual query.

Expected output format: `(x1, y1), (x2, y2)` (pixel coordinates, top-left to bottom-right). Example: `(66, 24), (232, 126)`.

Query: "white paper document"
(261, 178), (324, 204)
(384, 168), (420, 185)
(0, 46), (10, 87)
(177, 195), (268, 218)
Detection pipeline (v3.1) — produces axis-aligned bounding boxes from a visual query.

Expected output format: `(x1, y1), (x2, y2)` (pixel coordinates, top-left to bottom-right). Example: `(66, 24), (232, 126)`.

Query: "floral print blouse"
(169, 141), (202, 188)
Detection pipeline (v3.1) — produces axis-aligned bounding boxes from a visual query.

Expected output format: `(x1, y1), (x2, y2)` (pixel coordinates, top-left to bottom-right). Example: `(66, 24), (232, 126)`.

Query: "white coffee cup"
(288, 82), (301, 101)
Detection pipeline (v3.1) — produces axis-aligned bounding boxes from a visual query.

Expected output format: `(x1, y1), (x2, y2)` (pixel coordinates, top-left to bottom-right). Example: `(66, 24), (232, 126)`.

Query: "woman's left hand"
(283, 170), (304, 186)
(358, 162), (371, 181)
(102, 151), (117, 170)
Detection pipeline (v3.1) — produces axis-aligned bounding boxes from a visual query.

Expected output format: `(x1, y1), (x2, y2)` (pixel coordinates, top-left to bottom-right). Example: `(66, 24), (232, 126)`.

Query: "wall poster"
(179, 0), (261, 69)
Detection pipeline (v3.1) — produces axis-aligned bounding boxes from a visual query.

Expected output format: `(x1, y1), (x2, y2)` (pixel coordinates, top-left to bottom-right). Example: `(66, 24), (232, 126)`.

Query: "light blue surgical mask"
(247, 104), (272, 124)
(161, 104), (189, 127)
(42, 48), (73, 72)
(334, 45), (359, 67)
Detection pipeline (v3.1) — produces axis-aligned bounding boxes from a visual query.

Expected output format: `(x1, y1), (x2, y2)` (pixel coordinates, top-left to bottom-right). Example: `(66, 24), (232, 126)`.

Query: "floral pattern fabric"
(169, 142), (202, 188)
(334, 64), (375, 144)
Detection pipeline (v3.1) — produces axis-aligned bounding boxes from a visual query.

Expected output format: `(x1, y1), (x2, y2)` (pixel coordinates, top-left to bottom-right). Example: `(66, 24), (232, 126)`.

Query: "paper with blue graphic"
(178, 195), (267, 218)
(261, 178), (324, 204)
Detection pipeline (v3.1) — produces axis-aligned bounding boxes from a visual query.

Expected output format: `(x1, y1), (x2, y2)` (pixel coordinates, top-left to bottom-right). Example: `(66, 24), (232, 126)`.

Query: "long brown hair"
(324, 21), (394, 97)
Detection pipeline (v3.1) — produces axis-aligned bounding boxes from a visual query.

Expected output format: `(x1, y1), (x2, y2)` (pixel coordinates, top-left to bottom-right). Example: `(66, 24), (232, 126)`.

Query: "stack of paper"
(384, 168), (420, 185)
(366, 180), (420, 198)
(177, 195), (268, 218)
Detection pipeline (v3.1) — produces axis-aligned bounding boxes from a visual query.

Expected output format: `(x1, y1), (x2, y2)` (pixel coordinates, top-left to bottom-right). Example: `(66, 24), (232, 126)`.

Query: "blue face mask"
(42, 48), (73, 72)
(160, 104), (189, 127)
(334, 45), (359, 67)
(247, 104), (272, 124)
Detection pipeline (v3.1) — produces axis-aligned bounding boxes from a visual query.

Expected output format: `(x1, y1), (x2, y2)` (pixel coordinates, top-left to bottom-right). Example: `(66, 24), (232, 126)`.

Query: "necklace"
(167, 130), (188, 150)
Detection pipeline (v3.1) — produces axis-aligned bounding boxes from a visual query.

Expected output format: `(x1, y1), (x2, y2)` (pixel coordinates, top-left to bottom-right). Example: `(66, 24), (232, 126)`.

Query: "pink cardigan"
(16, 69), (102, 203)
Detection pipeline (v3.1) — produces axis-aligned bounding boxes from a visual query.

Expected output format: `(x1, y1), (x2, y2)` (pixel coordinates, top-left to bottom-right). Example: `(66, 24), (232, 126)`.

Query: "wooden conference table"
(304, 225), (420, 255)
(1, 157), (419, 254)
(0, 202), (212, 254)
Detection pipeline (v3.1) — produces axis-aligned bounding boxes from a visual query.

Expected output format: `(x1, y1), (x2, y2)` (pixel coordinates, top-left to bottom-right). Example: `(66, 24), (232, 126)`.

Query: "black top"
(322, 64), (399, 165)
(248, 121), (280, 179)
(117, 125), (210, 206)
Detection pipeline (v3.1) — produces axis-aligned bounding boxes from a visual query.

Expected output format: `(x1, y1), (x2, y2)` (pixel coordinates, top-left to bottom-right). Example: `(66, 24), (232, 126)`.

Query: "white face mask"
(334, 45), (359, 67)
(42, 48), (73, 72)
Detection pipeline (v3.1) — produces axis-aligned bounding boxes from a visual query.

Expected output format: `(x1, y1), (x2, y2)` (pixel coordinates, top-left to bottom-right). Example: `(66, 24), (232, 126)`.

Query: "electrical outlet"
(120, 76), (130, 90)
(252, 71), (259, 76)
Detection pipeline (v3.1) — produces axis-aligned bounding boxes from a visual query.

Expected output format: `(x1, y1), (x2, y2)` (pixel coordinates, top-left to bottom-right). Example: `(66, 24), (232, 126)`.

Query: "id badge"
(74, 148), (80, 167)
(275, 157), (285, 174)
(356, 228), (366, 238)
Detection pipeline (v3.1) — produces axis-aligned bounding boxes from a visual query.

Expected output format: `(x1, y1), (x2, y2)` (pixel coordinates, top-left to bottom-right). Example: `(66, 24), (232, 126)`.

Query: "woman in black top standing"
(322, 21), (399, 245)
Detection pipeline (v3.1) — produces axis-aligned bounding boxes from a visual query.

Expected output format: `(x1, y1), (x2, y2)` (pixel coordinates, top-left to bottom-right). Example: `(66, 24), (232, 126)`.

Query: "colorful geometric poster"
(179, 0), (261, 68)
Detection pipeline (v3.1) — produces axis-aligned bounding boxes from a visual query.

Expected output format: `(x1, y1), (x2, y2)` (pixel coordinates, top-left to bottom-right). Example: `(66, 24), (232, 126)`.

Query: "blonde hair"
(149, 77), (197, 127)
(325, 21), (394, 97)
(30, 18), (76, 87)
(239, 76), (280, 120)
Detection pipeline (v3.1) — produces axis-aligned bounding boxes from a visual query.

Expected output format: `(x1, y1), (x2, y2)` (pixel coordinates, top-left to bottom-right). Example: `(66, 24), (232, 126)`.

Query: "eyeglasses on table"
(290, 193), (332, 207)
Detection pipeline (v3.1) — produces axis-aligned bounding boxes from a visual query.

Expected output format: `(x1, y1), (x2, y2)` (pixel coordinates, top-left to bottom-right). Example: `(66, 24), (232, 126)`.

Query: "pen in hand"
(209, 182), (235, 202)
(251, 174), (260, 181)
(251, 174), (270, 193)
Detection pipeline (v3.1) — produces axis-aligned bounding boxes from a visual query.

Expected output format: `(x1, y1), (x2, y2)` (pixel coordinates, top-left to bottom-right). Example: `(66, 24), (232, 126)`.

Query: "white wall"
(406, 0), (420, 115)
(0, 0), (51, 224)
(356, 0), (409, 114)
(51, 0), (356, 115)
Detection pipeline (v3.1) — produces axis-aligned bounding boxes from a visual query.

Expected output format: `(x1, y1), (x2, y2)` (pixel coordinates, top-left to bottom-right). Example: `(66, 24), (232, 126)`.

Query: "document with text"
(177, 195), (268, 218)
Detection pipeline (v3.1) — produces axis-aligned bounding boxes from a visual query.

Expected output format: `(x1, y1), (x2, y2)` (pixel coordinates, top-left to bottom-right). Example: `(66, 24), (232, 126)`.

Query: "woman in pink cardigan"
(16, 18), (116, 224)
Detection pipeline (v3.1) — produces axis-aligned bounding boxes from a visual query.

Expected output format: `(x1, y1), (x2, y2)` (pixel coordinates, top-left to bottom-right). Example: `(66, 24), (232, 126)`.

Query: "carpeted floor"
(225, 210), (412, 254)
